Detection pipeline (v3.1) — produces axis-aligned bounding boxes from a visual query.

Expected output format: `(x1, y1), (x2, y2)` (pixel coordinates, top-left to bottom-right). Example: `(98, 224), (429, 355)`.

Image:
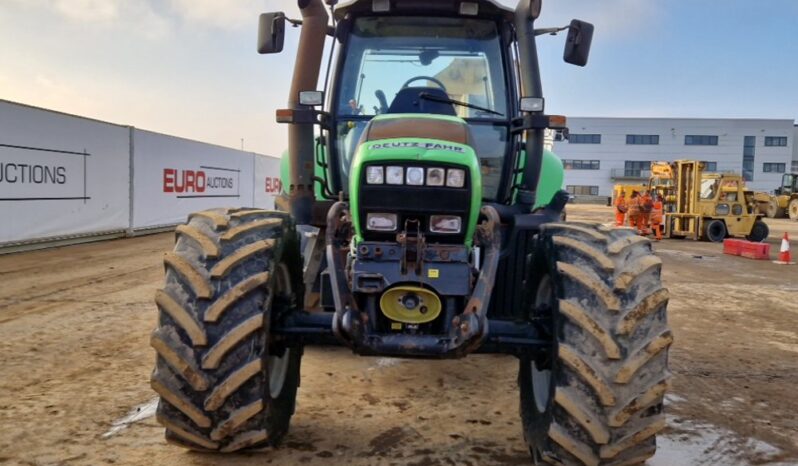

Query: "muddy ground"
(0, 204), (796, 466)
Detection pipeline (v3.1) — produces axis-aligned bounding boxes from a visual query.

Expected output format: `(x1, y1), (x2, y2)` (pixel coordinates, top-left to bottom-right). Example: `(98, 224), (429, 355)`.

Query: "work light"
(406, 167), (424, 186)
(427, 167), (445, 186)
(430, 215), (462, 234)
(366, 213), (398, 231)
(366, 166), (384, 184)
(446, 169), (465, 188)
(386, 166), (404, 185)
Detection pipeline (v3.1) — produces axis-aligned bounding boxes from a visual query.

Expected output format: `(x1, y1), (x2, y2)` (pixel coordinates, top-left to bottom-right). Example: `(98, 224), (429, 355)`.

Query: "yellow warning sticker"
(428, 269), (440, 279)
(391, 322), (403, 330)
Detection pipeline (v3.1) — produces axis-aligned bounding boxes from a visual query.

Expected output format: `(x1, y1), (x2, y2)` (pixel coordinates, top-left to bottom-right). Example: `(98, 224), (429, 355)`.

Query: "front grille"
(359, 162), (471, 244)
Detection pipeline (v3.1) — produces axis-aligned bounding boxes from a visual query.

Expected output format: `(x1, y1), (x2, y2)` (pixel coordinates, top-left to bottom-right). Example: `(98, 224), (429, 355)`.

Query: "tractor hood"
(348, 114), (482, 246)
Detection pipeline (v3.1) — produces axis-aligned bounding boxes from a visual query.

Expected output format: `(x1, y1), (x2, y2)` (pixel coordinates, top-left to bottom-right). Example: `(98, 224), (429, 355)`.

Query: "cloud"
(497, 0), (662, 39)
(52, 0), (119, 22)
(4, 0), (170, 39)
(167, 0), (264, 30)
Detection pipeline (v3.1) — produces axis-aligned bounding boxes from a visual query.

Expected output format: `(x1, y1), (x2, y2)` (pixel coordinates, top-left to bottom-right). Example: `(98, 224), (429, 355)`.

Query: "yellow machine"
(754, 173), (798, 220)
(656, 161), (769, 242)
(611, 183), (646, 203)
(647, 162), (676, 206)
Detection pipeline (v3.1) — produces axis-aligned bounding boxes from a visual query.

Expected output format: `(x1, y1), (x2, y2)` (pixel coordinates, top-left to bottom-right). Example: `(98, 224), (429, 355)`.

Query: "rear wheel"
(746, 220), (769, 243)
(520, 222), (671, 466)
(765, 199), (784, 219)
(151, 208), (303, 452)
(703, 219), (727, 243)
(789, 199), (798, 221)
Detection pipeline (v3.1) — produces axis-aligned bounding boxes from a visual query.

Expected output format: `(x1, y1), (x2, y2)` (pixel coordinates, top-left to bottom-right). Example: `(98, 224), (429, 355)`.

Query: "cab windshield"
(333, 16), (511, 199)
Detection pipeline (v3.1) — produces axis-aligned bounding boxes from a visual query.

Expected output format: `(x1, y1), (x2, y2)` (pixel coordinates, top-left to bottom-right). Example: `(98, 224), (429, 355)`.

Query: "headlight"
(430, 215), (462, 234)
(367, 213), (398, 231)
(406, 167), (424, 185)
(386, 166), (404, 185)
(427, 167), (445, 186)
(366, 166), (384, 184)
(446, 168), (465, 188)
(715, 204), (730, 216)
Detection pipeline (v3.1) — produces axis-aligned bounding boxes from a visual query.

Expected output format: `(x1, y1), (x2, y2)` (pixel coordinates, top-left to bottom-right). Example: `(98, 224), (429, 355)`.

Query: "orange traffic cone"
(774, 232), (795, 265)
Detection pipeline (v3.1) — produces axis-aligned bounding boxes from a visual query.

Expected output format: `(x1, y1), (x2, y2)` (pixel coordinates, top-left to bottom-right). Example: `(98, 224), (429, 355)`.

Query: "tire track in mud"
(0, 264), (160, 324)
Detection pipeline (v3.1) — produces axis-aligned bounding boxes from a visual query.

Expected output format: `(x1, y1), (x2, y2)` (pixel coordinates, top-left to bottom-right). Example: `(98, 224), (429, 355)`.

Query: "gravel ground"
(0, 204), (796, 465)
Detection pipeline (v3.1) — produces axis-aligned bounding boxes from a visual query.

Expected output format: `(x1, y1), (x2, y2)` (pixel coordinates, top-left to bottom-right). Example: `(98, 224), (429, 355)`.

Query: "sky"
(1, 0), (797, 155)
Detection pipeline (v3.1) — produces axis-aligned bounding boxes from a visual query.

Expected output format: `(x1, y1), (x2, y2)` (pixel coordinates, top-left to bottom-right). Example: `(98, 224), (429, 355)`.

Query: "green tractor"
(150, 1), (672, 464)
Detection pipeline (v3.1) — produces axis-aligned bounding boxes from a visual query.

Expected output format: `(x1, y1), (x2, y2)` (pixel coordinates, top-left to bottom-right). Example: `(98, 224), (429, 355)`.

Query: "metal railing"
(610, 168), (651, 180)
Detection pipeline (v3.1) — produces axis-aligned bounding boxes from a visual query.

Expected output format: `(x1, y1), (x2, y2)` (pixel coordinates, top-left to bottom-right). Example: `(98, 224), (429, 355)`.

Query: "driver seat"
(387, 87), (457, 116)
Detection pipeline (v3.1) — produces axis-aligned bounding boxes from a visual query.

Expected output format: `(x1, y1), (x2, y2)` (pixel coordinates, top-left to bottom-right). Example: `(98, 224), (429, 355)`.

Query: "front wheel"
(746, 220), (769, 243)
(789, 199), (798, 221)
(520, 223), (672, 466)
(150, 208), (303, 452)
(703, 219), (727, 243)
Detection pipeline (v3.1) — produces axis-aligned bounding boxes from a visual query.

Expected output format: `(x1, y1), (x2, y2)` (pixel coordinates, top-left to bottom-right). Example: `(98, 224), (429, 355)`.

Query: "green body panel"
(513, 149), (565, 210)
(280, 145), (327, 199)
(349, 115), (483, 246)
(535, 149), (565, 209)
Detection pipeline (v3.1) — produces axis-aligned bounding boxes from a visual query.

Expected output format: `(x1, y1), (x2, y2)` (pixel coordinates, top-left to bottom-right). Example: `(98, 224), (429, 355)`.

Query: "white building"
(552, 117), (795, 196)
(793, 125), (798, 172)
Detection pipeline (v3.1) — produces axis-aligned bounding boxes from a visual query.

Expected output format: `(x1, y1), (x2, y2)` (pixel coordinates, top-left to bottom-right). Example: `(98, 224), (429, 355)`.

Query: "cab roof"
(333, 0), (515, 22)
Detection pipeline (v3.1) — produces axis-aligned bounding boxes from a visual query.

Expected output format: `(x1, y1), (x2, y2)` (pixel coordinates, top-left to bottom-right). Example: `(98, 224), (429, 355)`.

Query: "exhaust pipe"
(288, 0), (329, 224)
(514, 0), (544, 211)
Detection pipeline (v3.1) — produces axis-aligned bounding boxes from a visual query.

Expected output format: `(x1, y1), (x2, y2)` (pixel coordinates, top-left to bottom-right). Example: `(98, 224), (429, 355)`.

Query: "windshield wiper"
(419, 92), (503, 117)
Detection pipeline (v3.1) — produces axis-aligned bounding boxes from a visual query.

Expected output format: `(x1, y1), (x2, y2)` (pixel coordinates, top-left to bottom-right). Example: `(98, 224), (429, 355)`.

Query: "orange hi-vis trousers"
(636, 214), (650, 235)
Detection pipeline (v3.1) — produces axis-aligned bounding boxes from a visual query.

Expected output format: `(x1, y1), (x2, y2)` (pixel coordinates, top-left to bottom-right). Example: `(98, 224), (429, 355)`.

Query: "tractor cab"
(330, 13), (511, 198)
(775, 173), (797, 196)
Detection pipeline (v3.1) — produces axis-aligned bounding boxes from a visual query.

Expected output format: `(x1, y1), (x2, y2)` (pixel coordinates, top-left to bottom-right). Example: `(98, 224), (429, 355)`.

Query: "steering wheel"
(401, 76), (448, 92)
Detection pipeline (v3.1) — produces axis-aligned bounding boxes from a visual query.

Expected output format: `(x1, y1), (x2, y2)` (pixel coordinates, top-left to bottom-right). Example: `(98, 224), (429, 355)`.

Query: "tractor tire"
(746, 220), (769, 243)
(765, 199), (784, 219)
(520, 222), (671, 466)
(789, 199), (798, 221)
(703, 219), (727, 243)
(150, 208), (303, 452)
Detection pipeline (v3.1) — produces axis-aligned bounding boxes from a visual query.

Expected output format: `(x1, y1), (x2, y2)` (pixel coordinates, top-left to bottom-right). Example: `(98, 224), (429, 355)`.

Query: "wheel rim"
(269, 349), (290, 399)
(268, 263), (292, 399)
(707, 220), (725, 242)
(531, 275), (554, 413)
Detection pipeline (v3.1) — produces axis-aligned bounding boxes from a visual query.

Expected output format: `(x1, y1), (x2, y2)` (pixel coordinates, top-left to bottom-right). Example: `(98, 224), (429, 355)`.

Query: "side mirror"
(563, 19), (594, 66)
(257, 12), (286, 54)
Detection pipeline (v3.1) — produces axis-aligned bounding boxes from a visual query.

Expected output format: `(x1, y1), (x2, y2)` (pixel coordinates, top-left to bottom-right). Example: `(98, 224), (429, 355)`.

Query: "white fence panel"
(253, 154), (282, 210)
(131, 130), (256, 229)
(0, 101), (130, 244)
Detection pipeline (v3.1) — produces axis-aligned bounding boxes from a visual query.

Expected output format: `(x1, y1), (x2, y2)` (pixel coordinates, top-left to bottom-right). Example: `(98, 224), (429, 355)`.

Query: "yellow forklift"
(653, 160), (769, 242)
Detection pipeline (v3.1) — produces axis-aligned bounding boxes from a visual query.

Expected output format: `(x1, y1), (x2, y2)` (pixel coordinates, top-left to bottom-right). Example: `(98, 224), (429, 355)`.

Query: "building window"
(763, 163), (786, 173)
(742, 136), (755, 182)
(563, 159), (600, 170)
(685, 135), (719, 146)
(569, 134), (601, 144)
(793, 160), (798, 172)
(702, 161), (718, 172)
(626, 134), (659, 145)
(624, 161), (649, 177)
(764, 136), (788, 147)
(566, 185), (599, 196)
